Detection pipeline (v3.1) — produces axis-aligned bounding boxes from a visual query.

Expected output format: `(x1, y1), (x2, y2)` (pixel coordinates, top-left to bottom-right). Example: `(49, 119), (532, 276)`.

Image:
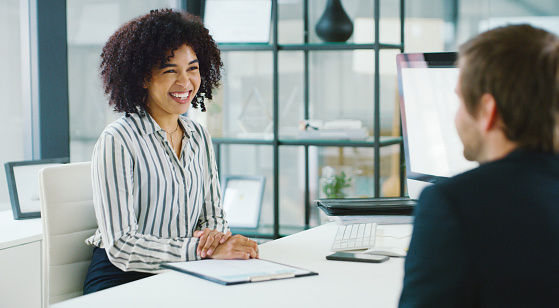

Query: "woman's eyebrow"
(158, 59), (198, 69)
(159, 63), (177, 69)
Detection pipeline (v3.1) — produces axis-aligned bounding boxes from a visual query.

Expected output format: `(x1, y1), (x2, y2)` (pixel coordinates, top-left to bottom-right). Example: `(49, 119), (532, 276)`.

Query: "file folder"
(161, 259), (318, 285)
(316, 197), (416, 216)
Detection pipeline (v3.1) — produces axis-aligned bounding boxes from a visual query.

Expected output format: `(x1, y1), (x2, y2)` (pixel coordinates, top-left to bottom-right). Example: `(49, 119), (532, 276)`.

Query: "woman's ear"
(143, 75), (151, 89)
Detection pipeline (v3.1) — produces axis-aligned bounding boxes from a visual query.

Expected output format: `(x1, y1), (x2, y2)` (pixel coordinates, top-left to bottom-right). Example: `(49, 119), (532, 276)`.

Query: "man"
(399, 24), (559, 307)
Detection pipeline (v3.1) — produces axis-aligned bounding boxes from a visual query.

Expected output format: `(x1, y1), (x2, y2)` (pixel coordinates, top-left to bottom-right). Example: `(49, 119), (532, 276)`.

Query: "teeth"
(170, 92), (189, 100)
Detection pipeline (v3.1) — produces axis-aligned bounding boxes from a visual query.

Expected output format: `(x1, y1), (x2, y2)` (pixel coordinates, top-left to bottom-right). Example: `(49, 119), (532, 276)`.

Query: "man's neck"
(479, 133), (519, 163)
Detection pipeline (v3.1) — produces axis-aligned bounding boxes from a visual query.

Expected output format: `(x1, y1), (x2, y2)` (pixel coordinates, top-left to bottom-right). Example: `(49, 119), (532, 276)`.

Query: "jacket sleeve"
(399, 185), (475, 308)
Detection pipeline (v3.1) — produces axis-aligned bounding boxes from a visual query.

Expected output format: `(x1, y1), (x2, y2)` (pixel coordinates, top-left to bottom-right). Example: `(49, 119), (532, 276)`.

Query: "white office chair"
(39, 162), (97, 306)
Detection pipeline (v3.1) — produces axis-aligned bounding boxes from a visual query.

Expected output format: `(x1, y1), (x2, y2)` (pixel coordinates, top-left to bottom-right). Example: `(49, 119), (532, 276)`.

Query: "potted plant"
(320, 166), (353, 198)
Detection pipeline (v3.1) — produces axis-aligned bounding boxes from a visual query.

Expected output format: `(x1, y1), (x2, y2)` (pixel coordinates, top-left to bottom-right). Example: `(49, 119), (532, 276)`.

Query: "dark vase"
(315, 0), (353, 43)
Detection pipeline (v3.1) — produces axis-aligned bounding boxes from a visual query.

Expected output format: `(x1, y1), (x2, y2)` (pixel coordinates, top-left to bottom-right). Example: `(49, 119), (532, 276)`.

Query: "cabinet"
(0, 211), (43, 308)
(0, 241), (42, 308)
(194, 0), (405, 239)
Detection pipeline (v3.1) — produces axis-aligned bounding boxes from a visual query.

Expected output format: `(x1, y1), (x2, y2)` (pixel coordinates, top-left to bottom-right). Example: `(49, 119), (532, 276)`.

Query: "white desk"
(0, 210), (43, 308)
(51, 223), (412, 308)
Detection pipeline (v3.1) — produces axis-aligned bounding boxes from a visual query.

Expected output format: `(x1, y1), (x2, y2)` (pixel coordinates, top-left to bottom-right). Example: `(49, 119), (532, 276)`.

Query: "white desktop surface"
(0, 210), (43, 249)
(51, 223), (412, 308)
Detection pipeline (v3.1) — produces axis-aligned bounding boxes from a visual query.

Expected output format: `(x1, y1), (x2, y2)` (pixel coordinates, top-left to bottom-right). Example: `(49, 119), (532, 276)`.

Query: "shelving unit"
(211, 0), (405, 239)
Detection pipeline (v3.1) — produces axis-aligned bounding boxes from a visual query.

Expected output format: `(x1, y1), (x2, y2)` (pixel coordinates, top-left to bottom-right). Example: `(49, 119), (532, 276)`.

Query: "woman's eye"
(188, 66), (199, 71)
(163, 69), (176, 74)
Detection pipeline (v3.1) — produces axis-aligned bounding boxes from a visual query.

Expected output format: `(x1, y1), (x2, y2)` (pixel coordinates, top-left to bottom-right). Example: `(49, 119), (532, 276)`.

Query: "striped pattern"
(85, 113), (228, 273)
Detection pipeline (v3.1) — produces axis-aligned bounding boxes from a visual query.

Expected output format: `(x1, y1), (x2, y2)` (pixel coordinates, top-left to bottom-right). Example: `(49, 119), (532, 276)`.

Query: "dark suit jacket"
(399, 149), (559, 307)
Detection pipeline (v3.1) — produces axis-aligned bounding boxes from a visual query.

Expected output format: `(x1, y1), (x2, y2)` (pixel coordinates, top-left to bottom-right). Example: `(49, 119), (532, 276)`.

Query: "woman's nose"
(176, 71), (190, 87)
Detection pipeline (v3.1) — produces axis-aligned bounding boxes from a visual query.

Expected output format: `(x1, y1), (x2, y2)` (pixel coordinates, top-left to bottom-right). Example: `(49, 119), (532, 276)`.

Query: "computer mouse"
(363, 246), (407, 257)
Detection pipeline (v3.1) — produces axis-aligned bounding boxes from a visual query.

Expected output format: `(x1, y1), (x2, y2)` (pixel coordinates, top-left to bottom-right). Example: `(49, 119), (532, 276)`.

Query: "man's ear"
(478, 93), (499, 132)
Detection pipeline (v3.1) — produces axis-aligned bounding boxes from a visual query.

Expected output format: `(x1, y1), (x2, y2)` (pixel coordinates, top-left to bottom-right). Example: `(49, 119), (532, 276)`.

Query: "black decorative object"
(315, 0), (353, 43)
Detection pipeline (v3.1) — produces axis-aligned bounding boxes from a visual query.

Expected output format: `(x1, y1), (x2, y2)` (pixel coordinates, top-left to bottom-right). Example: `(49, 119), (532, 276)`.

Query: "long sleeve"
(86, 114), (230, 273)
(399, 185), (475, 308)
(196, 125), (227, 233)
(91, 131), (198, 273)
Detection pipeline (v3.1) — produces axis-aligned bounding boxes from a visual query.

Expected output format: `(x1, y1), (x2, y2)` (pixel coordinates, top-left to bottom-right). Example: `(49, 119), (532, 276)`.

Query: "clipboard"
(161, 259), (318, 285)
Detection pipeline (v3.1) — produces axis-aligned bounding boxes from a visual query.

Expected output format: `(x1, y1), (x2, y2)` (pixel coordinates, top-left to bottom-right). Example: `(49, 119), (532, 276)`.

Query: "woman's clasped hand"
(194, 229), (259, 260)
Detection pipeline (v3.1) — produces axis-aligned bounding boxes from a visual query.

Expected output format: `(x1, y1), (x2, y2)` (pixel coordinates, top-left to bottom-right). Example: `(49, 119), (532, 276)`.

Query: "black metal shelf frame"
(214, 0), (405, 239)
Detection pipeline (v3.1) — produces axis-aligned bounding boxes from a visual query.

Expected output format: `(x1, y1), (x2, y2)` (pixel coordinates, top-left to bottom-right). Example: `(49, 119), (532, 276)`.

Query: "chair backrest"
(39, 162), (97, 306)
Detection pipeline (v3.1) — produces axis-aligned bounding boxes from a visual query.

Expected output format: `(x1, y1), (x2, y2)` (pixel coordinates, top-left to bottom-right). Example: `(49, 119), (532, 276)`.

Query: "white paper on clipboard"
(162, 259), (317, 285)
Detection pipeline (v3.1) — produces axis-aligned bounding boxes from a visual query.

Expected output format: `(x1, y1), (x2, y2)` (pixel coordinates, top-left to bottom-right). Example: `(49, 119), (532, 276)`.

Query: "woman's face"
(144, 44), (201, 119)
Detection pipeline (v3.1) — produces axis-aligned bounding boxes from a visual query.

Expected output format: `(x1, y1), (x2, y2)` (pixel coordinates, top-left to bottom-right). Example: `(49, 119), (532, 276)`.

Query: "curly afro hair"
(100, 9), (222, 115)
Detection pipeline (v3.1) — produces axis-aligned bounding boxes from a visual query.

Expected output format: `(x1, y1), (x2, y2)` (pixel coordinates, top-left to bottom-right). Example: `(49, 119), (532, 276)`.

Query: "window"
(405, 0), (559, 52)
(0, 0), (24, 212)
(67, 0), (183, 161)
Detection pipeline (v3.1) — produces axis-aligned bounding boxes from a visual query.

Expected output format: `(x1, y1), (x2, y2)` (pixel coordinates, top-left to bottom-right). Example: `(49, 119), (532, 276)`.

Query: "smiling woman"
(83, 9), (259, 295)
(98, 9), (221, 116)
(145, 47), (200, 121)
(144, 44), (202, 156)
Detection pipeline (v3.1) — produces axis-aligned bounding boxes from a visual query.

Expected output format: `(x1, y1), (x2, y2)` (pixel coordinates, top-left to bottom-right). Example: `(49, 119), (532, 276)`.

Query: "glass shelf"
(279, 42), (403, 51)
(217, 43), (275, 51)
(212, 135), (402, 147)
(280, 136), (402, 147)
(212, 133), (275, 145)
(218, 42), (403, 52)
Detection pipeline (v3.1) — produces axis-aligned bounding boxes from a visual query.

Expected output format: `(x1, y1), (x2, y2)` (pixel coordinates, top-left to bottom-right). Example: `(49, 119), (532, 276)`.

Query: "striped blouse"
(85, 113), (228, 273)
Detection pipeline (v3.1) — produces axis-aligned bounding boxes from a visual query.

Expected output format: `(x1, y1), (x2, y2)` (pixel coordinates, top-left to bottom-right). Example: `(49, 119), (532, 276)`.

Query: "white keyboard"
(331, 223), (377, 251)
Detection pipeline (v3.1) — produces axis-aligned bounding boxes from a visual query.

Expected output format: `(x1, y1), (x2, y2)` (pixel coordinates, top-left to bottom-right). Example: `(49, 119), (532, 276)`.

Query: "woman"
(83, 9), (258, 294)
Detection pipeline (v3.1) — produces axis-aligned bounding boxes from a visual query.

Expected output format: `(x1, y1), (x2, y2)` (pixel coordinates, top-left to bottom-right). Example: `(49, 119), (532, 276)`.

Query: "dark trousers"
(83, 247), (154, 294)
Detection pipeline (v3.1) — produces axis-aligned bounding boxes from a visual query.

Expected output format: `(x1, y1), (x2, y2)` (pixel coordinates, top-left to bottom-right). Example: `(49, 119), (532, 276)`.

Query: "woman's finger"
(203, 232), (223, 257)
(220, 231), (232, 243)
(247, 242), (259, 259)
(197, 233), (209, 256)
(235, 236), (258, 259)
(196, 228), (211, 256)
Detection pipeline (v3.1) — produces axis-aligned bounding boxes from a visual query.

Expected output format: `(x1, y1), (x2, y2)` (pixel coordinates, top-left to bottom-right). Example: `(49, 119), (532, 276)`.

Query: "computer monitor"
(396, 52), (478, 200)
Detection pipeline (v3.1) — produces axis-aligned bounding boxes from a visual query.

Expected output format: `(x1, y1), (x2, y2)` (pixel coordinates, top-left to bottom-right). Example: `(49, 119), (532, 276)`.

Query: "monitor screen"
(396, 52), (478, 199)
